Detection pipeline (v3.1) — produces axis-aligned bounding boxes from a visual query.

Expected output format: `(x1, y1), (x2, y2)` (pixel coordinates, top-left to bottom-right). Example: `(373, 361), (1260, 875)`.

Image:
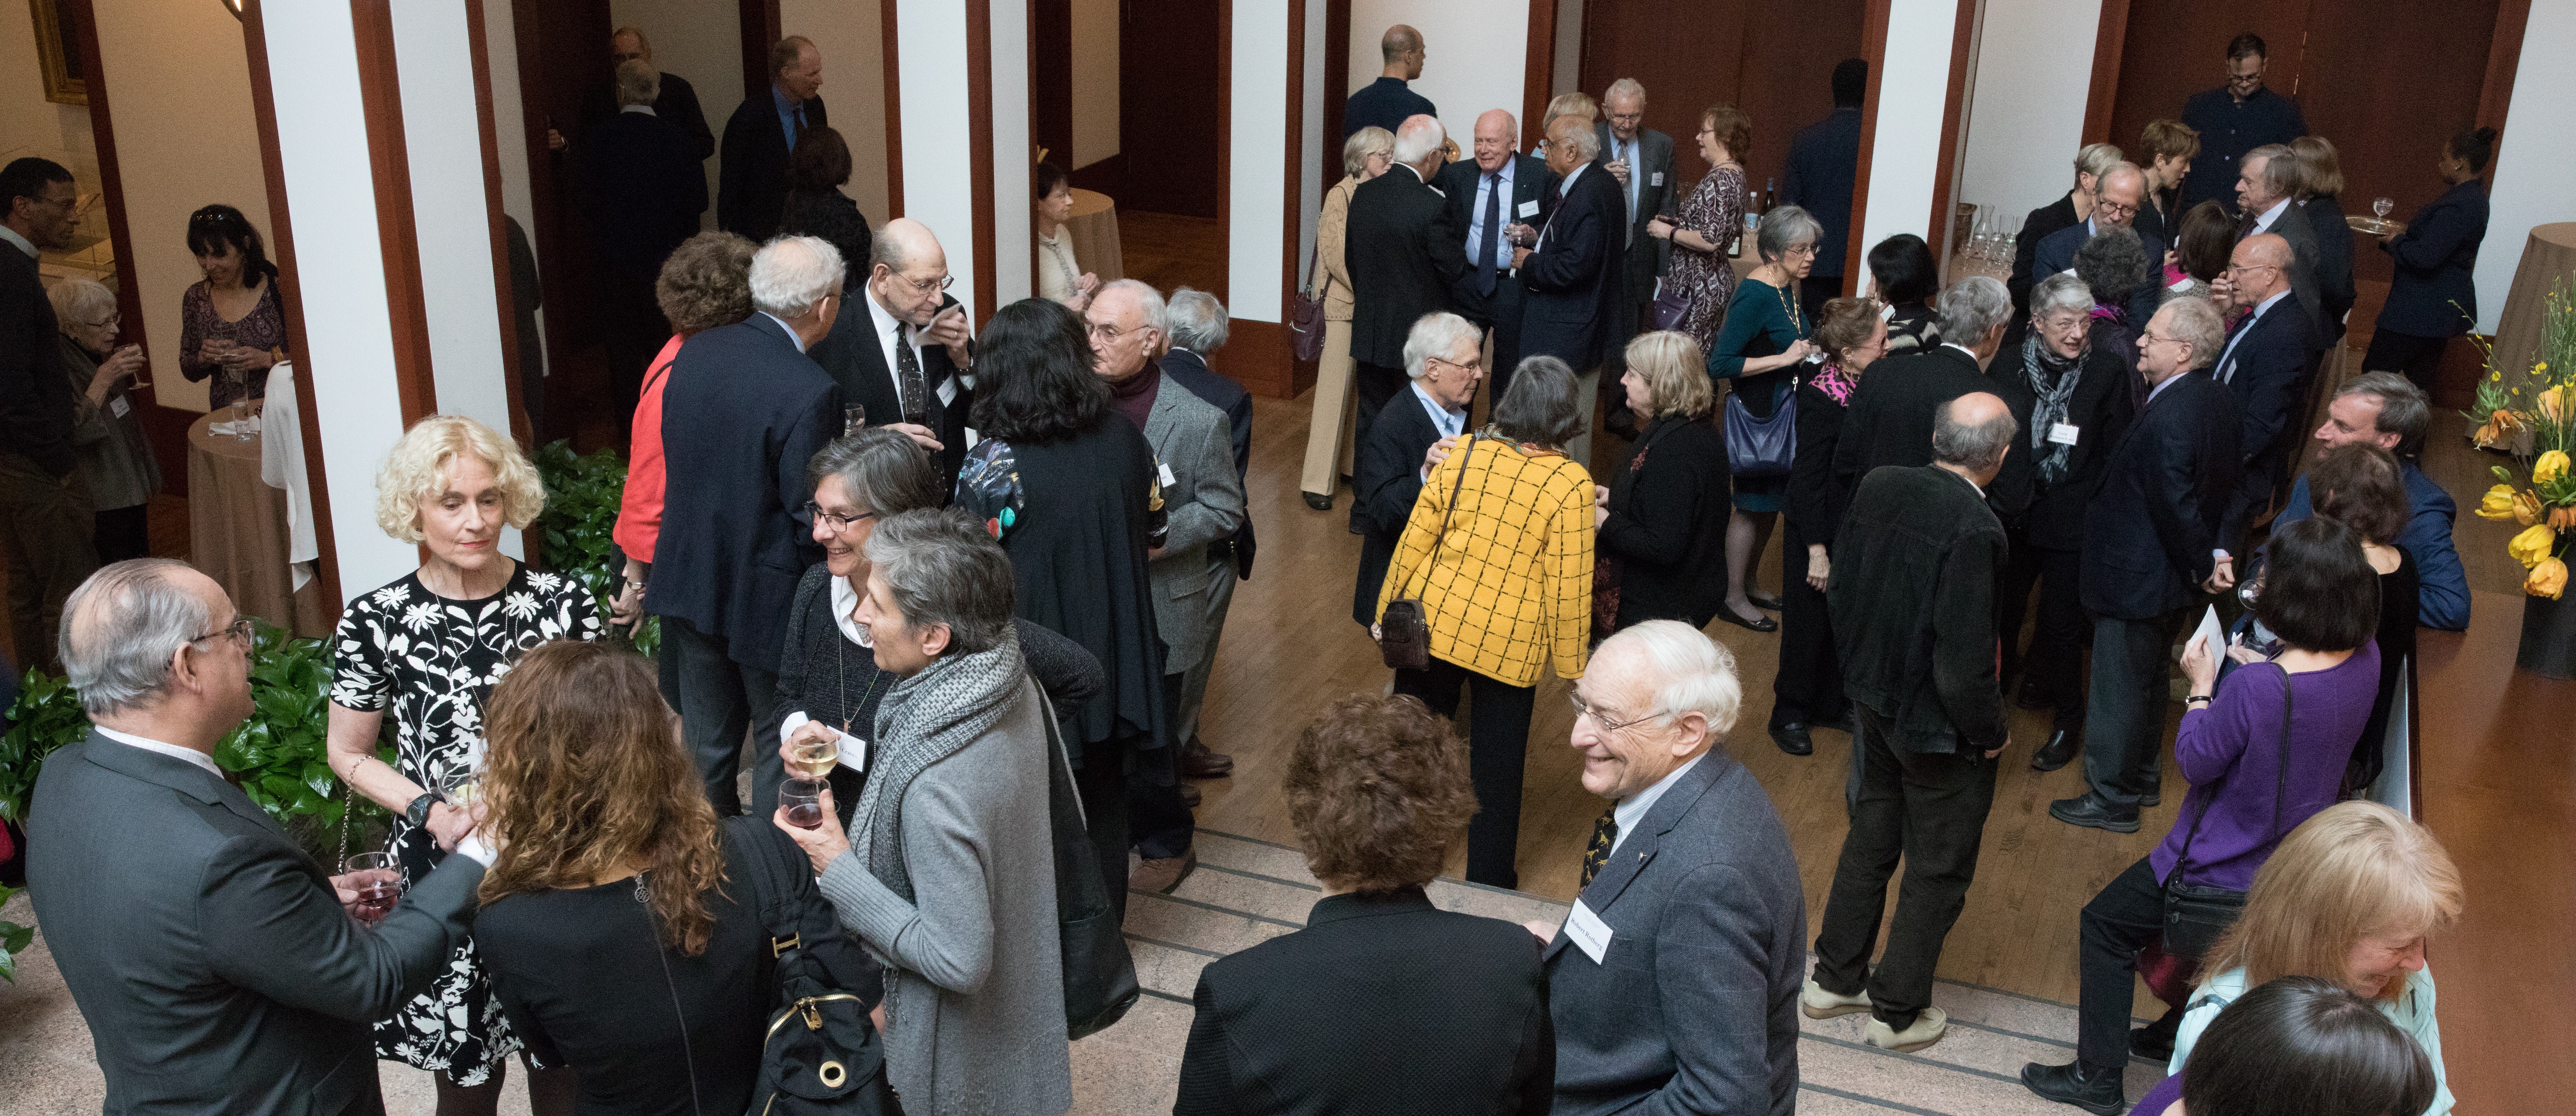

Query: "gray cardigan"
(59, 334), (163, 511)
(819, 673), (1071, 1115)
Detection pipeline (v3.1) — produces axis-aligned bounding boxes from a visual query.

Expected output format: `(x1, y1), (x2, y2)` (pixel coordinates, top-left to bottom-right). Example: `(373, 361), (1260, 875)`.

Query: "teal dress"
(1707, 277), (1809, 512)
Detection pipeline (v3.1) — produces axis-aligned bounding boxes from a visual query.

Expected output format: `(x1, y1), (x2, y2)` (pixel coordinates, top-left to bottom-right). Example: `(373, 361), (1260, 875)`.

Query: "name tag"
(1157, 461), (1177, 488)
(1516, 199), (1539, 219)
(936, 373), (958, 406)
(109, 395), (131, 418)
(1564, 899), (1614, 963)
(2049, 422), (2081, 446)
(1650, 171), (1664, 187)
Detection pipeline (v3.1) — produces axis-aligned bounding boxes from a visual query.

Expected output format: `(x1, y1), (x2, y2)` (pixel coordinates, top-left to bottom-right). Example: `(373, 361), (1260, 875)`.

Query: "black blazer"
(779, 187), (873, 279)
(1786, 374), (1857, 545)
(1828, 466), (2009, 753)
(1520, 161), (1628, 370)
(2011, 193), (2082, 313)
(583, 110), (707, 284)
(1782, 106), (1865, 278)
(1595, 121), (1678, 286)
(2376, 179), (2488, 337)
(1163, 348), (1257, 578)
(580, 71), (716, 163)
(27, 732), (484, 1116)
(1347, 164), (1467, 368)
(649, 314), (842, 672)
(1986, 330), (2138, 550)
(2080, 370), (2241, 620)
(1350, 387), (1447, 625)
(1434, 154), (1557, 328)
(1600, 414), (1728, 629)
(0, 243), (75, 477)
(1830, 346), (2012, 497)
(2256, 200), (2332, 348)
(807, 291), (973, 488)
(2212, 296), (2321, 544)
(717, 91), (828, 240)
(1174, 887), (1554, 1116)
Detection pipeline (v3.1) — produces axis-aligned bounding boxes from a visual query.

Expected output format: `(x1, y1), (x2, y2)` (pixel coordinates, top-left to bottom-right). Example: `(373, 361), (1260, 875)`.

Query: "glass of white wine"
(789, 733), (840, 780)
(439, 765), (482, 808)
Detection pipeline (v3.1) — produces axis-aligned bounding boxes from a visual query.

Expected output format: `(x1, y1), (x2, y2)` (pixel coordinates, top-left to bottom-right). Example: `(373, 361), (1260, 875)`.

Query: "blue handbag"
(1723, 379), (1797, 477)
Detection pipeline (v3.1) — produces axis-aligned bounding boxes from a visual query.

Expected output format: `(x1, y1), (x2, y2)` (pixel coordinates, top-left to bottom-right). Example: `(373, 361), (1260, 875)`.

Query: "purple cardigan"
(2151, 643), (2381, 893)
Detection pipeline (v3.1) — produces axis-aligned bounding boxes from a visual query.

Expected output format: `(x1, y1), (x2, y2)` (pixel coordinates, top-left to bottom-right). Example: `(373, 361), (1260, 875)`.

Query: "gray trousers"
(1174, 552), (1239, 747)
(663, 615), (785, 816)
(2080, 609), (2188, 809)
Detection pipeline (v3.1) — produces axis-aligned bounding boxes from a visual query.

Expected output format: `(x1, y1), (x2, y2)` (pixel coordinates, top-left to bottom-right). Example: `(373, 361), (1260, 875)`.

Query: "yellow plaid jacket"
(1375, 438), (1595, 686)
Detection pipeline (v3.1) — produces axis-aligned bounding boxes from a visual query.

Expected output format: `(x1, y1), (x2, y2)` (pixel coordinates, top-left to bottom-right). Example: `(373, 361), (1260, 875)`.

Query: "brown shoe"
(1180, 783), (1203, 807)
(1181, 740), (1234, 778)
(1129, 848), (1198, 894)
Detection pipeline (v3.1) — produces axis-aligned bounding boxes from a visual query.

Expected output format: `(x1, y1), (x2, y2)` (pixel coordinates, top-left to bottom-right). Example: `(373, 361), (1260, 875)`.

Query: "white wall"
(784, 0), (890, 228)
(391, 1), (514, 451)
(1345, 0), (1527, 149)
(1069, 0), (1119, 169)
(2473, 0), (2576, 336)
(1957, 0), (2096, 228)
(1298, 0), (1325, 285)
(1230, 0), (1291, 323)
(608, 0), (738, 231)
(1552, 0), (1584, 98)
(481, 0), (544, 381)
(1856, 0), (1962, 267)
(990, 0), (1030, 305)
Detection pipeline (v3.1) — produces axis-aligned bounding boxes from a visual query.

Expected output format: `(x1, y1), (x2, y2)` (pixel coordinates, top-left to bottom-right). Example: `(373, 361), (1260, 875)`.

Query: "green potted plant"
(534, 439), (657, 656)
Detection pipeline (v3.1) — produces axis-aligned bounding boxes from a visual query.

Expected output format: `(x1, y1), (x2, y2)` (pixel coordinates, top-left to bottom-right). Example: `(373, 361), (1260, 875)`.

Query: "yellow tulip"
(2528, 557), (2568, 600)
(2509, 524), (2559, 569)
(2536, 449), (2572, 484)
(2543, 387), (2569, 424)
(2515, 490), (2548, 527)
(2476, 484), (2520, 520)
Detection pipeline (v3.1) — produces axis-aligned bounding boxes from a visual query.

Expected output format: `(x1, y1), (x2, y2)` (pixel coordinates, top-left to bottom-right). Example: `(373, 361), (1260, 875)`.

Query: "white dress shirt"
(863, 287), (959, 409)
(621, 105), (656, 117)
(1610, 751), (1707, 857)
(2250, 197), (2293, 235)
(0, 223), (35, 259)
(759, 311), (810, 354)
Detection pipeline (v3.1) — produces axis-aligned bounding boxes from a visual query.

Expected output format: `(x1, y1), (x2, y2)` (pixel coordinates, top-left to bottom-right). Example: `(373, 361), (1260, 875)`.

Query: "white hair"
(1604, 78), (1645, 106)
(1401, 312), (1479, 379)
(1936, 275), (2014, 341)
(749, 235), (846, 318)
(1393, 115), (1446, 165)
(1603, 620), (1743, 738)
(1097, 278), (1168, 338)
(2031, 272), (2095, 319)
(1167, 287), (1229, 352)
(1550, 116), (1602, 161)
(46, 277), (117, 330)
(60, 559), (216, 717)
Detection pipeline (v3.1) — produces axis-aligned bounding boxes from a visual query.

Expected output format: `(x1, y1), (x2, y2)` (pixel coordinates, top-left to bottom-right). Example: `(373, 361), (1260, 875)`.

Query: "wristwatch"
(406, 791), (444, 828)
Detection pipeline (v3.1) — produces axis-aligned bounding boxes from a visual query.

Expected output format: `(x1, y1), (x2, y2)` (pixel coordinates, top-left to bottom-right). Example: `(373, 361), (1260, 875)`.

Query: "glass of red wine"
(342, 851), (403, 924)
(780, 778), (829, 830)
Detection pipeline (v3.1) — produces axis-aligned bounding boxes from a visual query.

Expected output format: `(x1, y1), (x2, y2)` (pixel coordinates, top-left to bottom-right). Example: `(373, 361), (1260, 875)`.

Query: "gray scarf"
(849, 627), (1028, 903)
(2021, 331), (2088, 484)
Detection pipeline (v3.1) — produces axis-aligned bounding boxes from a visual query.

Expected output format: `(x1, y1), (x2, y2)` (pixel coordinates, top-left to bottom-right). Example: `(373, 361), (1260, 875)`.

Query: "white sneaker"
(1864, 1007), (1948, 1052)
(1800, 979), (1872, 1019)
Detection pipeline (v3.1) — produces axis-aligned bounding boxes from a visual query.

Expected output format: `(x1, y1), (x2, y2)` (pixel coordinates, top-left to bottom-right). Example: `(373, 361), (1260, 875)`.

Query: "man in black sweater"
(0, 157), (97, 673)
(1812, 392), (2016, 1055)
(1832, 275), (2024, 508)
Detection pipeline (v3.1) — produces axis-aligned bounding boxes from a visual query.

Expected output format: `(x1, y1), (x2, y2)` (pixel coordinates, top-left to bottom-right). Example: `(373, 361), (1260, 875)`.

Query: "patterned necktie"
(1477, 172), (1502, 296)
(892, 318), (930, 424)
(1580, 806), (1619, 887)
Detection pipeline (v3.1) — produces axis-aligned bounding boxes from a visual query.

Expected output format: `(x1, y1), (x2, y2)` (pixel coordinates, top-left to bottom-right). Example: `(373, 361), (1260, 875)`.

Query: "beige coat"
(1317, 176), (1360, 321)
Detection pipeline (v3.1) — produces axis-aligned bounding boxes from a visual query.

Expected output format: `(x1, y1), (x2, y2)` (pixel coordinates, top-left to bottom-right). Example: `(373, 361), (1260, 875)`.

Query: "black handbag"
(1290, 241), (1328, 362)
(735, 819), (894, 1116)
(2159, 663), (2295, 963)
(1378, 435), (1482, 670)
(1723, 379), (1797, 477)
(1037, 685), (1142, 1038)
(1649, 278), (1692, 332)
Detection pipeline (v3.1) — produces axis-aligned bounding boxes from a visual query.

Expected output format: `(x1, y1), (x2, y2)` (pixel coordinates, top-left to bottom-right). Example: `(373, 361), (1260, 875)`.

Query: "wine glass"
(843, 405), (867, 437)
(780, 778), (828, 829)
(341, 851), (403, 922)
(789, 732), (840, 781)
(2372, 197), (2394, 221)
(439, 765), (483, 809)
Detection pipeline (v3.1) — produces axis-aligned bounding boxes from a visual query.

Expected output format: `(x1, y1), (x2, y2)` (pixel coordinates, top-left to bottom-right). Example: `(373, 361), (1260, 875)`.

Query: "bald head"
(2096, 162), (2145, 226)
(1472, 110), (1518, 172)
(1932, 392), (2017, 481)
(1382, 25), (1424, 78)
(869, 218), (952, 327)
(2228, 232), (2292, 306)
(1393, 114), (1447, 172)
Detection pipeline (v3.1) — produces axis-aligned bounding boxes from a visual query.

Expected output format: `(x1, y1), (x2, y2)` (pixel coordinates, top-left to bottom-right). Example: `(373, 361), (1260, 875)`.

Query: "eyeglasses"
(2095, 200), (2138, 218)
(2226, 71), (2263, 87)
(1087, 320), (1152, 344)
(1569, 691), (1667, 735)
(82, 312), (120, 330)
(1425, 354), (1483, 374)
(188, 617), (255, 647)
(2038, 314), (2091, 334)
(2222, 263), (2279, 277)
(805, 502), (877, 532)
(895, 273), (955, 295)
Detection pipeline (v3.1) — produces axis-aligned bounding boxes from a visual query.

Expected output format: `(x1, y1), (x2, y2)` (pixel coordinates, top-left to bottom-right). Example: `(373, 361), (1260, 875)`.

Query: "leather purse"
(1378, 437), (1481, 671)
(1649, 278), (1692, 332)
(1036, 685), (1141, 1038)
(1290, 241), (1327, 362)
(1723, 378), (1798, 477)
(2159, 664), (2295, 963)
(733, 820), (893, 1116)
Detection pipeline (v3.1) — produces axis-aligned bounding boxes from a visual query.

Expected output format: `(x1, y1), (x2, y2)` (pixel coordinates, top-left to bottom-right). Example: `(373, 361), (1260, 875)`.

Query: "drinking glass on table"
(341, 851), (403, 924)
(780, 778), (828, 830)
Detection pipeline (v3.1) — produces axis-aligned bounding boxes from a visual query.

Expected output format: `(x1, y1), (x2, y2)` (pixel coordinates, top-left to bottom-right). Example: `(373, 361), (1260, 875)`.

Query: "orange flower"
(2515, 489), (2548, 527)
(2542, 386), (2568, 425)
(2528, 557), (2568, 600)
(2554, 505), (2576, 531)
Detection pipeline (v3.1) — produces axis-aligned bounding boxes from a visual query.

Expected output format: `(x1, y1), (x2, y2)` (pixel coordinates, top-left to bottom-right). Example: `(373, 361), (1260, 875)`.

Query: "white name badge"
(1516, 199), (1539, 219)
(109, 395), (131, 418)
(1563, 899), (1615, 963)
(1157, 461), (1177, 488)
(2048, 422), (2081, 446)
(1651, 171), (1664, 187)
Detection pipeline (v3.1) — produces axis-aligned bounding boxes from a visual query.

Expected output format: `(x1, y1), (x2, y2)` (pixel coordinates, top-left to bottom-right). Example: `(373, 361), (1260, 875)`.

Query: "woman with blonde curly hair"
(324, 413), (601, 1116)
(474, 640), (868, 1116)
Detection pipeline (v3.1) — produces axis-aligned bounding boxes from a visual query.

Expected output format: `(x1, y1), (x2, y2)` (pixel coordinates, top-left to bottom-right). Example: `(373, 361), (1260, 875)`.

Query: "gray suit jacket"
(26, 731), (484, 1116)
(2258, 200), (2330, 348)
(1141, 378), (1247, 673)
(1546, 752), (1806, 1116)
(1596, 121), (1678, 294)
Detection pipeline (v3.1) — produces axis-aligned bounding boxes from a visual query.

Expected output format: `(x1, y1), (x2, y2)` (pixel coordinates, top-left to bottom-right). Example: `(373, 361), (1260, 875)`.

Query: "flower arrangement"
(2470, 278), (2576, 599)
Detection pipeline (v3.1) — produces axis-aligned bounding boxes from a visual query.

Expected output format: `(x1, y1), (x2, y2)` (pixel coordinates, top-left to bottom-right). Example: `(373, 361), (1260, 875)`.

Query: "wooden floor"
(1116, 211), (1229, 301)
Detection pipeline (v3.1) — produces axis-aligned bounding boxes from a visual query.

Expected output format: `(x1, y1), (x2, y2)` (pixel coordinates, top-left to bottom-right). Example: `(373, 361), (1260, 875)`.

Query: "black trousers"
(1998, 540), (2088, 732)
(1394, 655), (1537, 889)
(0, 454), (97, 675)
(2082, 609), (2188, 809)
(2362, 328), (2450, 397)
(1073, 739), (1135, 925)
(93, 504), (151, 564)
(2076, 855), (2168, 1070)
(1811, 705), (1999, 1029)
(1128, 671), (1196, 860)
(662, 615), (785, 816)
(1772, 519), (1845, 728)
(1354, 361), (1409, 449)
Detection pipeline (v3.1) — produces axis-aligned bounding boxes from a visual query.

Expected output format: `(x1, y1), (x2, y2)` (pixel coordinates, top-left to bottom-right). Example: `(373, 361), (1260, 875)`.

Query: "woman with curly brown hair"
(1174, 693), (1554, 1116)
(474, 639), (869, 1116)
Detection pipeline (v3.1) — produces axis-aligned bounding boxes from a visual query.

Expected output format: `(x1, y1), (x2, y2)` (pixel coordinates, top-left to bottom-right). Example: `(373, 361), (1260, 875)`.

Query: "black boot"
(2031, 728), (2080, 771)
(2131, 1006), (2182, 1061)
(2020, 1059), (2126, 1116)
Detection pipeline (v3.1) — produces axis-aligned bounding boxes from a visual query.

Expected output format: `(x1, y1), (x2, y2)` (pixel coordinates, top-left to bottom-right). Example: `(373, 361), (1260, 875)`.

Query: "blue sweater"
(2274, 461), (2469, 630)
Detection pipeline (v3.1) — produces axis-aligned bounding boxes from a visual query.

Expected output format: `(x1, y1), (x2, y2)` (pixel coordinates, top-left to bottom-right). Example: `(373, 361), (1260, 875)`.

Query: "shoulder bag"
(1377, 436), (1483, 670)
(1290, 239), (1327, 362)
(1650, 277), (1692, 333)
(1037, 682), (1142, 1037)
(1724, 377), (1799, 478)
(736, 819), (895, 1115)
(2159, 663), (2295, 963)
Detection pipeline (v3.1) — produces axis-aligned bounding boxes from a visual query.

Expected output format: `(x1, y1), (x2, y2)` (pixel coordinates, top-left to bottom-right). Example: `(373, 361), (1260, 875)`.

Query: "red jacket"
(613, 335), (683, 563)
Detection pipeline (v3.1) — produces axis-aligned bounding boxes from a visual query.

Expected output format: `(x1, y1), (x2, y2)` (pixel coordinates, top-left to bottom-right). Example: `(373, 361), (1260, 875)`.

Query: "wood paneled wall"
(1576, 0), (1866, 200)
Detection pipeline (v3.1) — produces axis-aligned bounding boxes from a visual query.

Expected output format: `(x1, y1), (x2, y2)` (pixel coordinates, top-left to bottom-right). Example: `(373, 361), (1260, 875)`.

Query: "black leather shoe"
(2141, 788), (2162, 808)
(2020, 1059), (2127, 1116)
(2014, 676), (2055, 711)
(1302, 491), (1334, 511)
(1770, 721), (1814, 756)
(2049, 792), (2142, 834)
(2131, 1022), (2177, 1062)
(1714, 604), (1779, 633)
(1747, 590), (1785, 612)
(2030, 729), (2080, 772)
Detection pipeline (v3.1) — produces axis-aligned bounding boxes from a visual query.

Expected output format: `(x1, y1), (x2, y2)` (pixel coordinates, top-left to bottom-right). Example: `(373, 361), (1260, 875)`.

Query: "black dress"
(1597, 414), (1728, 631)
(1776, 365), (1859, 728)
(2354, 548), (2420, 790)
(780, 188), (873, 277)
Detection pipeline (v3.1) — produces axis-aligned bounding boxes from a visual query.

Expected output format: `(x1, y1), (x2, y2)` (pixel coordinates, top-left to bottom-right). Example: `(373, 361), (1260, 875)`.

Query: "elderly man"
(2233, 144), (2328, 341)
(2032, 162), (2165, 283)
(1542, 620), (1805, 1116)
(806, 218), (976, 487)
(1832, 276), (2023, 514)
(1351, 312), (1481, 630)
(1347, 115), (1465, 445)
(586, 60), (708, 419)
(1345, 25), (1434, 138)
(1160, 287), (1253, 784)
(1088, 279), (1245, 893)
(0, 156), (94, 674)
(2052, 297), (2239, 832)
(30, 560), (491, 1116)
(1595, 80), (1675, 394)
(1436, 109), (1556, 397)
(2176, 33), (2309, 212)
(548, 26), (715, 162)
(2210, 231), (2322, 553)
(1783, 59), (1868, 318)
(2271, 372), (2468, 629)
(652, 235), (845, 815)
(719, 35), (827, 240)
(1809, 394), (2016, 1054)
(1516, 114), (1627, 466)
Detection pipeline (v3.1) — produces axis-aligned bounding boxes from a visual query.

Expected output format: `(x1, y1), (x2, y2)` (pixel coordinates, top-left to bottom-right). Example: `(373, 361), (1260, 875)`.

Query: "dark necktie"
(1580, 806), (1619, 887)
(892, 319), (929, 424)
(790, 103), (806, 150)
(1620, 140), (1637, 245)
(1477, 172), (1502, 296)
(2235, 210), (2258, 241)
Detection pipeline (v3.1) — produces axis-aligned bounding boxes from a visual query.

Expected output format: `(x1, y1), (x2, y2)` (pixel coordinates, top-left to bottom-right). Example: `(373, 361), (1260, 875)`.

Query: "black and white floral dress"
(330, 562), (600, 1082)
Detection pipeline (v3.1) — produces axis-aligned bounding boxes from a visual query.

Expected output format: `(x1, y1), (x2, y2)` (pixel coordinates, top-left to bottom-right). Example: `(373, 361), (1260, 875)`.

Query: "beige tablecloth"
(1061, 189), (1124, 284)
(2491, 222), (2576, 377)
(187, 411), (330, 638)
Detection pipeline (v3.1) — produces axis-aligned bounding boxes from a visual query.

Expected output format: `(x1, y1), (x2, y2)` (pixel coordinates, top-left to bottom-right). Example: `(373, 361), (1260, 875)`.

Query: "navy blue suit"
(1343, 76), (1436, 139)
(583, 111), (707, 284)
(2211, 295), (2321, 547)
(1162, 347), (1256, 578)
(717, 92), (826, 241)
(1437, 153), (1558, 392)
(1782, 106), (1864, 279)
(1350, 387), (1446, 627)
(1518, 161), (1628, 371)
(2374, 179), (2489, 338)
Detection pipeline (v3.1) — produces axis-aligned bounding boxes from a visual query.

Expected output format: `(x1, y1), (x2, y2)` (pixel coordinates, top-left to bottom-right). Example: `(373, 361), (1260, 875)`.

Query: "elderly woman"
(325, 414), (598, 1114)
(2303, 443), (2417, 791)
(780, 126), (873, 276)
(2289, 135), (2356, 341)
(1351, 312), (1481, 629)
(1033, 161), (1100, 312)
(2012, 143), (2124, 313)
(2024, 518), (2385, 1114)
(475, 641), (872, 1116)
(1598, 330), (1726, 636)
(1299, 126), (1396, 509)
(611, 232), (757, 642)
(1375, 356), (1593, 890)
(1993, 273), (2137, 771)
(178, 204), (288, 410)
(48, 279), (160, 563)
(2364, 127), (2495, 392)
(1175, 694), (1552, 1115)
(1645, 105), (1750, 351)
(2137, 120), (2199, 244)
(2073, 225), (2156, 366)
(1772, 297), (1886, 755)
(776, 508), (1073, 1116)
(1705, 203), (1821, 633)
(1864, 234), (1941, 356)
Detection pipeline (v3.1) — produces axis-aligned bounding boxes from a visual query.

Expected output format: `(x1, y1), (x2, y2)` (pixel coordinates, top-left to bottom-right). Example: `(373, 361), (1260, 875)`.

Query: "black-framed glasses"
(188, 617), (255, 647)
(1569, 691), (1666, 735)
(805, 502), (877, 532)
(2095, 199), (2139, 218)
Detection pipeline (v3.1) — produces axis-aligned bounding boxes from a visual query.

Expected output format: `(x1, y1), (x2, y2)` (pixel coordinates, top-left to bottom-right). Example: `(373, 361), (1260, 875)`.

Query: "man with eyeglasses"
(0, 156), (99, 674)
(1593, 79), (1675, 411)
(2233, 143), (2329, 343)
(2031, 162), (2164, 286)
(807, 218), (975, 487)
(2175, 32), (2309, 212)
(2208, 231), (2322, 557)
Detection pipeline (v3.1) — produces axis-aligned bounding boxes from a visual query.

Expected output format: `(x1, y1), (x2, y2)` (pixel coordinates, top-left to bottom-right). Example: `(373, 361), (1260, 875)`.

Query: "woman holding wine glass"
(47, 279), (160, 563)
(323, 414), (600, 1116)
(176, 204), (288, 411)
(2364, 126), (2497, 395)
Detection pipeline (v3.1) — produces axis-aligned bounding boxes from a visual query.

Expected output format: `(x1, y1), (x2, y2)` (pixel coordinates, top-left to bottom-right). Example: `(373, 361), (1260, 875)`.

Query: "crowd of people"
(0, 18), (2496, 1116)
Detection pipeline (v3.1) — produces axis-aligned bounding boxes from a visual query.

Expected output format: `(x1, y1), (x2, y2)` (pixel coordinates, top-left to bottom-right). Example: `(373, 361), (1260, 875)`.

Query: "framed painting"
(29, 0), (84, 106)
